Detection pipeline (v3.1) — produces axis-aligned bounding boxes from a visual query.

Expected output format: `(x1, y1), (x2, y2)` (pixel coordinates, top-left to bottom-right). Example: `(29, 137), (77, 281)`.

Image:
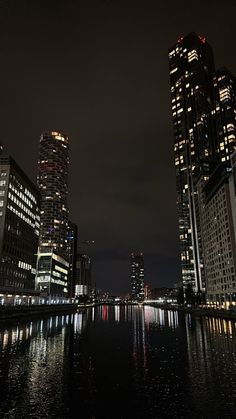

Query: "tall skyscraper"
(131, 253), (144, 301)
(0, 154), (40, 304)
(169, 33), (215, 294)
(36, 131), (70, 301)
(37, 131), (69, 256)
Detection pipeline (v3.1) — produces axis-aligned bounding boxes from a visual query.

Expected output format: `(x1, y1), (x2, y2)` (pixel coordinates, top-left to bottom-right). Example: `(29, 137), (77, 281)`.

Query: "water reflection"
(0, 306), (236, 418)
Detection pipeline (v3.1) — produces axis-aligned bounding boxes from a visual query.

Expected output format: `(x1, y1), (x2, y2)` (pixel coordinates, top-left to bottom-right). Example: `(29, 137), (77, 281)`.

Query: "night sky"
(1, 0), (236, 294)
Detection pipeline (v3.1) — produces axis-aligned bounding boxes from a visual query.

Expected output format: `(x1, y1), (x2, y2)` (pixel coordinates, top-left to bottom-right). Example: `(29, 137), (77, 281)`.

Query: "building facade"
(202, 163), (236, 306)
(0, 154), (40, 303)
(36, 251), (69, 303)
(131, 253), (144, 301)
(36, 131), (70, 300)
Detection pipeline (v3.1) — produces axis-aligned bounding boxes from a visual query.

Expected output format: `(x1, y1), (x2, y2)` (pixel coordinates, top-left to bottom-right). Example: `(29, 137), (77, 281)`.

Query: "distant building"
(150, 287), (177, 303)
(74, 254), (91, 300)
(67, 221), (78, 298)
(131, 253), (144, 301)
(36, 131), (70, 301)
(203, 160), (236, 306)
(144, 284), (151, 300)
(0, 154), (40, 303)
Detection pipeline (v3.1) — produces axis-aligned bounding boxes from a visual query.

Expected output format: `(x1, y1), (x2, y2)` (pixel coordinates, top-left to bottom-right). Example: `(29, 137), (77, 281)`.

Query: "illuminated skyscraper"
(37, 131), (69, 255)
(36, 131), (70, 300)
(131, 253), (144, 301)
(169, 33), (215, 294)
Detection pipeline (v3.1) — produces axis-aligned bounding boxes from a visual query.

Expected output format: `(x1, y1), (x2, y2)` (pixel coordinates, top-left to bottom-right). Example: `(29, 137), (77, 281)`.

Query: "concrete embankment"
(147, 303), (236, 320)
(182, 306), (236, 320)
(0, 304), (77, 321)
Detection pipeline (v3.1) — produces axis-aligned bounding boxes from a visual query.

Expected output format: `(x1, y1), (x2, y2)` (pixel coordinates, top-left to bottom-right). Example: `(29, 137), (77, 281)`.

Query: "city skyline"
(1, 1), (236, 294)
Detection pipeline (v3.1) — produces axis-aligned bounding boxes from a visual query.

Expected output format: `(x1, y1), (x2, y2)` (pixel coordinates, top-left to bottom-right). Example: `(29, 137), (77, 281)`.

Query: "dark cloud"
(1, 0), (235, 293)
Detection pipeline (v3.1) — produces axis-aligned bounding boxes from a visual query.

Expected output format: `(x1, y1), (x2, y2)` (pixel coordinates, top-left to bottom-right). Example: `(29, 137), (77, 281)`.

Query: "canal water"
(0, 306), (236, 419)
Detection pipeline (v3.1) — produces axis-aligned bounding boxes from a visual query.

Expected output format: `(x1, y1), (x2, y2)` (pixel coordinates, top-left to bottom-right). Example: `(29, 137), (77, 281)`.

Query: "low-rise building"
(35, 250), (69, 303)
(202, 162), (236, 306)
(0, 154), (40, 304)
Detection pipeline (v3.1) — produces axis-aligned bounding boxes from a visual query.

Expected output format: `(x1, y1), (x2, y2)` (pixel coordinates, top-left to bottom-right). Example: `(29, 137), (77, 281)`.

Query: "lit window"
(188, 49), (198, 62)
(219, 87), (230, 102)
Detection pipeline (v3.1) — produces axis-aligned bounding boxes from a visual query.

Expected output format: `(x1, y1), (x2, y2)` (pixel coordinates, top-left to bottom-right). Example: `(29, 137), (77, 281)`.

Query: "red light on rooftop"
(199, 35), (206, 44)
(177, 36), (183, 43)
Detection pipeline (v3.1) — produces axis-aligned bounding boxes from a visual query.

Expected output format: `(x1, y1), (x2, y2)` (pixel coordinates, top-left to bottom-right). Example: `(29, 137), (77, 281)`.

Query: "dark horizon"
(1, 0), (236, 294)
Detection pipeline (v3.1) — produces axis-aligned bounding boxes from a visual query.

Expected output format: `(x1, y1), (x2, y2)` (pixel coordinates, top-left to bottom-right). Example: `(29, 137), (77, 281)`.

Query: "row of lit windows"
(8, 192), (36, 221)
(219, 87), (231, 102)
(7, 204), (37, 229)
(188, 49), (198, 63)
(18, 261), (32, 271)
(10, 177), (37, 205)
(9, 183), (35, 208)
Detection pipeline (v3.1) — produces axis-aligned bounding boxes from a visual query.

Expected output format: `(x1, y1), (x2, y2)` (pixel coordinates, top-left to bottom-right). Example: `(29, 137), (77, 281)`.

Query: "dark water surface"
(0, 306), (236, 418)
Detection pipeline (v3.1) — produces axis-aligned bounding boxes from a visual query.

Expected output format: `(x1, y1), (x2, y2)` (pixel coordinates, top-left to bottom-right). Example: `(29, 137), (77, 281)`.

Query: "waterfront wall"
(0, 304), (77, 321)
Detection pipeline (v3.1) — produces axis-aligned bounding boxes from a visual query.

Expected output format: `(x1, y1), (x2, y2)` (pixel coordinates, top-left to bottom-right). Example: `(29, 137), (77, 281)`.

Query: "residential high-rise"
(37, 131), (69, 256)
(169, 33), (215, 294)
(36, 131), (70, 301)
(212, 68), (236, 163)
(131, 253), (144, 301)
(169, 33), (236, 302)
(0, 154), (40, 304)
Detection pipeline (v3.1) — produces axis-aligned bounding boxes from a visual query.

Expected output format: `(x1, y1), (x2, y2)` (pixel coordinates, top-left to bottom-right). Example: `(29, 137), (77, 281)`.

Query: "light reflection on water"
(0, 306), (236, 418)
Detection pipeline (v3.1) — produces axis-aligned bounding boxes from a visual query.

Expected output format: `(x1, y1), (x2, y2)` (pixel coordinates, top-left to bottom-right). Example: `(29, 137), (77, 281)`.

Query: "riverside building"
(0, 154), (40, 304)
(202, 160), (236, 306)
(36, 131), (70, 302)
(169, 32), (215, 295)
(169, 33), (236, 301)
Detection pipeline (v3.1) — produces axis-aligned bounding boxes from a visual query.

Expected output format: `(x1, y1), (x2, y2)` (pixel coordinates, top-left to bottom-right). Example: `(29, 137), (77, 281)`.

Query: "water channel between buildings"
(0, 305), (236, 418)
